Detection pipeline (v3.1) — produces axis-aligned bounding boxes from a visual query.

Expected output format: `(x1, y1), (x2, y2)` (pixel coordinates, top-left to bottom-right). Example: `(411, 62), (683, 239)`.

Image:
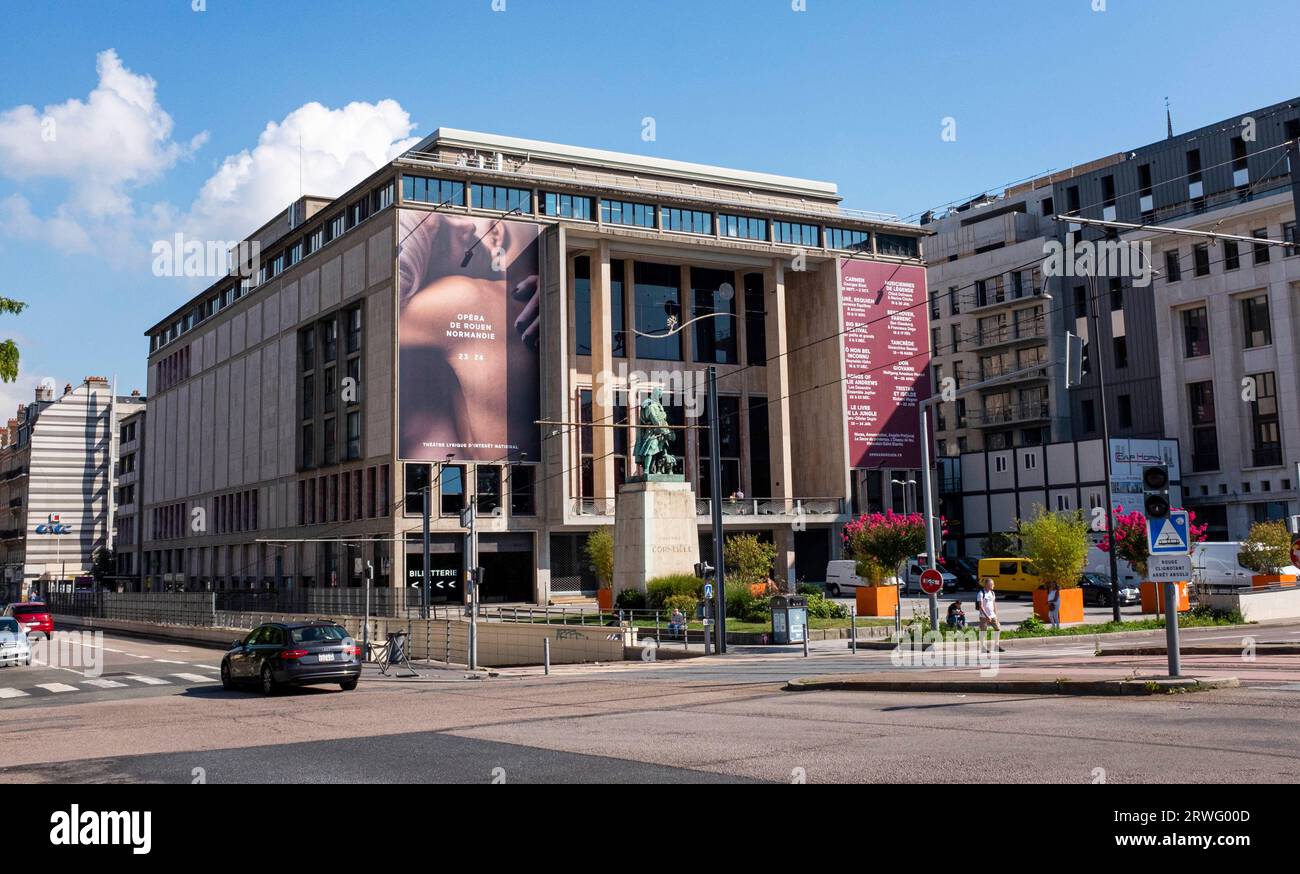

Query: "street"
(2, 626), (1299, 783)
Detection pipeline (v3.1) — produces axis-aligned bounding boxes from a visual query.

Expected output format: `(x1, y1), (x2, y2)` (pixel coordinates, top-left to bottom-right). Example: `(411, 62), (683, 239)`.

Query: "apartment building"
(113, 404), (145, 589)
(139, 129), (929, 602)
(0, 378), (143, 599)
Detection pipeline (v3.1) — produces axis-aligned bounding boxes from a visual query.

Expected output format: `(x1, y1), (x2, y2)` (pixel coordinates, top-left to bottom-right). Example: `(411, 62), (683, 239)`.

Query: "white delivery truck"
(1190, 541), (1300, 586)
(824, 560), (902, 597)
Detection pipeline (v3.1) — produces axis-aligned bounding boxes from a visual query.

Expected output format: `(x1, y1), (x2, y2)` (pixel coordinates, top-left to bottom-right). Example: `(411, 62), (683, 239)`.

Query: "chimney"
(131, 389), (141, 397)
(63, 383), (73, 396)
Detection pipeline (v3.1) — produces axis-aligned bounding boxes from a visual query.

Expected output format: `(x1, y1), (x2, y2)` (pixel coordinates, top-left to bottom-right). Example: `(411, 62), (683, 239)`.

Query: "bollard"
(543, 637), (550, 676)
(850, 606), (857, 654)
(803, 631), (809, 658)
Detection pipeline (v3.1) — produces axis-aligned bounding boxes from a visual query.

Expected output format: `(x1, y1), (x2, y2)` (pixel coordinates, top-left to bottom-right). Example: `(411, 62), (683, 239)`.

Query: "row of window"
(297, 464), (390, 525)
(402, 172), (919, 255)
(403, 463), (537, 517)
(156, 345), (191, 392)
(300, 307), (364, 470)
(212, 490), (259, 535)
(150, 180), (394, 353)
(1164, 222), (1296, 282)
(152, 502), (189, 541)
(1179, 292), (1281, 358)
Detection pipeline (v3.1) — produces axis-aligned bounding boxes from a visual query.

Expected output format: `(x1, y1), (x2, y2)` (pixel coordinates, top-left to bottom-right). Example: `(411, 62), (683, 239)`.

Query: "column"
(590, 241), (617, 507)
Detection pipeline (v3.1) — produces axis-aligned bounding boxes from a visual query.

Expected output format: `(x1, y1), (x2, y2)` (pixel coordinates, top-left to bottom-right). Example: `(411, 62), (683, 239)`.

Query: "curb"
(850, 622), (1260, 651)
(1101, 644), (1300, 656)
(783, 675), (1240, 696)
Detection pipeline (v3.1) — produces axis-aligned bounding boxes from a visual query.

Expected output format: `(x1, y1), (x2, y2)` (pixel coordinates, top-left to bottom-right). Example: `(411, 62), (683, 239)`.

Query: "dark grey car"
(221, 621), (362, 694)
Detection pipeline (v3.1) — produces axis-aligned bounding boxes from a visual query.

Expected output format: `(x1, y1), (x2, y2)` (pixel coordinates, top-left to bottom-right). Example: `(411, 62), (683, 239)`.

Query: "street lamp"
(891, 478), (917, 515)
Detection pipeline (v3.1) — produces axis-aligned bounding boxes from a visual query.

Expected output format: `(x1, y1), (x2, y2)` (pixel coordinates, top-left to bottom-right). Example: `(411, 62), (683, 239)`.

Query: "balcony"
(977, 319), (1047, 350)
(570, 496), (847, 520)
(974, 400), (1051, 428)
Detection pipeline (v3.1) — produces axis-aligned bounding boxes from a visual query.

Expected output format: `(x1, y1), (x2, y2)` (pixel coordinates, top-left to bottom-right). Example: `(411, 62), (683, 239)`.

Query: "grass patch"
(899, 610), (1246, 642)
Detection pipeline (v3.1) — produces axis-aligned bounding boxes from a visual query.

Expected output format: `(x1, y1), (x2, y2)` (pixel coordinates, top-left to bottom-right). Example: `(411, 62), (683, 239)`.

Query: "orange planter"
(596, 588), (613, 610)
(856, 585), (898, 618)
(1250, 574), (1297, 589)
(1139, 581), (1189, 613)
(749, 581), (778, 598)
(1032, 587), (1084, 624)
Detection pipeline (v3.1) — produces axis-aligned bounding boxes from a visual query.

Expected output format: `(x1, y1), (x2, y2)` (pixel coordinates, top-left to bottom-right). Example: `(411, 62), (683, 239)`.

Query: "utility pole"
(918, 410), (940, 632)
(462, 500), (479, 670)
(421, 482), (431, 619)
(707, 366), (727, 655)
(1087, 270), (1124, 623)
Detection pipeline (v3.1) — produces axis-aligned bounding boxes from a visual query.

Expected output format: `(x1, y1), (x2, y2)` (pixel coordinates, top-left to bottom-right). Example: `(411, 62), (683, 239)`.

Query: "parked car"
(221, 621), (362, 695)
(823, 560), (901, 597)
(902, 559), (958, 594)
(0, 617), (32, 666)
(1077, 572), (1140, 607)
(1191, 541), (1300, 587)
(946, 556), (981, 591)
(2, 603), (52, 638)
(1086, 546), (1141, 588)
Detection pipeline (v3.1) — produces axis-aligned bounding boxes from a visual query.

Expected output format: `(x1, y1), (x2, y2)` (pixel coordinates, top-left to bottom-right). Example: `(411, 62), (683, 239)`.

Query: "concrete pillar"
(590, 241), (617, 505)
(765, 258), (796, 585)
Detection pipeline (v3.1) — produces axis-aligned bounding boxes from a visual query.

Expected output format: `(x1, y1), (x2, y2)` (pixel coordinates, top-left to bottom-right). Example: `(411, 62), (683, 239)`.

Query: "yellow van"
(976, 557), (1041, 598)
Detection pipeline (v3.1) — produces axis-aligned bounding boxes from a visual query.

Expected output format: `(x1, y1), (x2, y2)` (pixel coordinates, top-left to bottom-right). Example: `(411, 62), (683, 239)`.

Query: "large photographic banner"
(841, 259), (931, 469)
(397, 209), (541, 462)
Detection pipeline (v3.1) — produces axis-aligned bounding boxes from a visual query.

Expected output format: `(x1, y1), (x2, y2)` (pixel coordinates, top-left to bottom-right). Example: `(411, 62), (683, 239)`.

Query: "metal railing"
(974, 401), (1051, 426)
(47, 591), (218, 626)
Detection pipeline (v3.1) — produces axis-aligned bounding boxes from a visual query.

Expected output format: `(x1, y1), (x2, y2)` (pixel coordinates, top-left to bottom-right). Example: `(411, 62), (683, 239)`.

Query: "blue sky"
(0, 0), (1296, 410)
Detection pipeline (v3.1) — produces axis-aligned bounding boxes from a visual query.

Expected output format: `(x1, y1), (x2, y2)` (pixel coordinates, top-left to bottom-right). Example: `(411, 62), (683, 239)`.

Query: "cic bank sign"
(34, 514), (73, 535)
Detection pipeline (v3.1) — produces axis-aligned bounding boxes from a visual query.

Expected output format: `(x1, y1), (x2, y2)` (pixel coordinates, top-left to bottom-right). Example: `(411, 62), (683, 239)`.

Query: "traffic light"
(694, 561), (715, 580)
(1066, 333), (1085, 387)
(1143, 465), (1170, 519)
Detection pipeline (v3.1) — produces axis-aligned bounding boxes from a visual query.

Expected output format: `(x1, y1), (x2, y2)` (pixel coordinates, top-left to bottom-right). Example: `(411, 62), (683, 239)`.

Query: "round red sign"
(920, 568), (944, 595)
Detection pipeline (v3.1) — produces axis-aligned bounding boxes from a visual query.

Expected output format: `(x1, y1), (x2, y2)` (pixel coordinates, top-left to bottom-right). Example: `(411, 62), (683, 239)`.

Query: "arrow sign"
(1148, 509), (1190, 555)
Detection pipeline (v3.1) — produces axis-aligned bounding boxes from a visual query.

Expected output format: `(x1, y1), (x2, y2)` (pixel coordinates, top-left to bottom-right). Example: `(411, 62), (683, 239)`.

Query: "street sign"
(1292, 536), (1300, 569)
(704, 583), (714, 600)
(920, 568), (944, 595)
(1147, 509), (1189, 555)
(1148, 554), (1192, 583)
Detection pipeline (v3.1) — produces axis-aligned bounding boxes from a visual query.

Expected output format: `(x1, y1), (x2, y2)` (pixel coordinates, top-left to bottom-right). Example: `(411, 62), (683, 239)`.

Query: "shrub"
(725, 584), (770, 623)
(584, 528), (614, 588)
(1017, 506), (1090, 587)
(1018, 614), (1047, 633)
(797, 582), (823, 597)
(646, 574), (704, 611)
(725, 533), (777, 588)
(615, 588), (646, 611)
(803, 591), (847, 619)
(1238, 520), (1293, 576)
(662, 594), (699, 618)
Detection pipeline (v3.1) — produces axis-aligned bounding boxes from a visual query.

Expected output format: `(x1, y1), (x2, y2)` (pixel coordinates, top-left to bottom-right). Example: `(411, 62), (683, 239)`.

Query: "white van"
(1191, 541), (1299, 586)
(824, 560), (901, 597)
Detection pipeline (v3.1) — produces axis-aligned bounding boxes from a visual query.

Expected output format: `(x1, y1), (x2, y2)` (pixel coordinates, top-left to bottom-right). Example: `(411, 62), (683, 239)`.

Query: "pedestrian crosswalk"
(0, 671), (220, 702)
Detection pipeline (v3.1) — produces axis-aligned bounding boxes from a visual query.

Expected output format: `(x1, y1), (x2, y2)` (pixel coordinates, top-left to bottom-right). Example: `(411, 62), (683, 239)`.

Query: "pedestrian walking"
(1046, 581), (1060, 631)
(977, 577), (1004, 652)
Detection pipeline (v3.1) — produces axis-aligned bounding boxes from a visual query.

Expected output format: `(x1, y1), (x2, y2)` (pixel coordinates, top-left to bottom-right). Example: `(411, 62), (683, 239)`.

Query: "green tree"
(1238, 520), (1293, 575)
(584, 527), (614, 588)
(0, 297), (27, 382)
(91, 546), (116, 583)
(1017, 506), (1089, 588)
(724, 533), (777, 588)
(980, 531), (1020, 557)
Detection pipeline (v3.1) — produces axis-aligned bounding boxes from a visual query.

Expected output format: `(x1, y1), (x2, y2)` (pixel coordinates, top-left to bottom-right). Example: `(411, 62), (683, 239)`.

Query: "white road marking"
(0, 688), (29, 699)
(153, 659), (188, 664)
(192, 664), (220, 671)
(82, 678), (126, 689)
(35, 683), (78, 693)
(171, 673), (215, 684)
(126, 675), (170, 685)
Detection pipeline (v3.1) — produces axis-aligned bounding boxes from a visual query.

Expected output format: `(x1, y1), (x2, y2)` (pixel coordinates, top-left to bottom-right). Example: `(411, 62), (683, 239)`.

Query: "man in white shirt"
(978, 577), (1004, 652)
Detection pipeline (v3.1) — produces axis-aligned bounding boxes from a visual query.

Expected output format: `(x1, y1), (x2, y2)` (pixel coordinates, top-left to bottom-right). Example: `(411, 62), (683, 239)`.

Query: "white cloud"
(0, 49), (205, 220)
(181, 100), (419, 243)
(0, 373), (50, 426)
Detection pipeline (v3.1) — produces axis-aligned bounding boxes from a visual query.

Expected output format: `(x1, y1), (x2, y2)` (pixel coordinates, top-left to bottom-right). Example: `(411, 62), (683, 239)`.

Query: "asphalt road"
(2, 626), (1299, 783)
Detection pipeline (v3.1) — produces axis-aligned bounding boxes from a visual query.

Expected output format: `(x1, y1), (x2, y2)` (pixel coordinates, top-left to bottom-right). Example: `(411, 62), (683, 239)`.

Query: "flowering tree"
(1096, 505), (1208, 577)
(842, 510), (941, 585)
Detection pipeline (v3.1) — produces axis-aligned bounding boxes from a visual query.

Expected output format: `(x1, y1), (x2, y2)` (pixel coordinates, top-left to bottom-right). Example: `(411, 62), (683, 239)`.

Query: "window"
(1241, 295), (1271, 347)
(773, 221), (819, 246)
(345, 411), (361, 460)
(950, 324), (961, 353)
(825, 227), (871, 251)
(1023, 453), (1037, 470)
(346, 307), (362, 354)
(1113, 336), (1128, 368)
(875, 233), (918, 258)
(1224, 239), (1240, 270)
(662, 207), (713, 235)
(931, 327), (941, 354)
(1248, 371), (1281, 467)
(691, 267), (737, 364)
(374, 182), (394, 211)
(633, 261), (682, 360)
(542, 192), (593, 221)
(697, 395), (741, 499)
(744, 273), (766, 367)
(440, 465), (465, 515)
(509, 465), (535, 515)
(1193, 243), (1210, 276)
(1253, 229), (1270, 265)
(323, 319), (338, 362)
(994, 456), (1008, 474)
(1107, 278), (1122, 311)
(302, 375), (314, 419)
(1117, 394), (1133, 429)
(600, 199), (655, 228)
(719, 214), (768, 241)
(1165, 250), (1181, 281)
(301, 424), (314, 469)
(1181, 307), (1209, 357)
(950, 285), (961, 316)
(476, 466), (502, 514)
(1073, 286), (1088, 319)
(611, 258), (626, 358)
(287, 243), (302, 267)
(1081, 399), (1096, 433)
(403, 175), (464, 206)
(573, 256), (592, 356)
(1285, 222), (1297, 257)
(472, 184), (531, 213)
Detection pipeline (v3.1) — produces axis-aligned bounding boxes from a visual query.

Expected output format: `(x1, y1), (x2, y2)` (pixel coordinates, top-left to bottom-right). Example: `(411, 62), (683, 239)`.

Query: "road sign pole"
(1164, 581), (1182, 677)
(421, 484), (431, 620)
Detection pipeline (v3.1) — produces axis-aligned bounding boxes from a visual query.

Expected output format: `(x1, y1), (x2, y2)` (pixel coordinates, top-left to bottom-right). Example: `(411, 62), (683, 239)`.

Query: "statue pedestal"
(613, 479), (701, 595)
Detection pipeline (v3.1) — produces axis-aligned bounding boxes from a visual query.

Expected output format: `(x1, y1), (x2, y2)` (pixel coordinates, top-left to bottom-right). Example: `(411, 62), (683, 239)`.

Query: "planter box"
(856, 585), (898, 618)
(1139, 581), (1189, 614)
(596, 588), (613, 610)
(1250, 574), (1297, 589)
(1032, 587), (1084, 624)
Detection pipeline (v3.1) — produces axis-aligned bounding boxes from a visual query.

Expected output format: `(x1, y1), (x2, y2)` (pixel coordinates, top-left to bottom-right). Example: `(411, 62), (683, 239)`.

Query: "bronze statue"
(633, 388), (678, 477)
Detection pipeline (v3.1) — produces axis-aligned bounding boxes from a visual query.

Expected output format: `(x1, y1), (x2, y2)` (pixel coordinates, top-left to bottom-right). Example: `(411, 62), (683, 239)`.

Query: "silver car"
(0, 617), (32, 667)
